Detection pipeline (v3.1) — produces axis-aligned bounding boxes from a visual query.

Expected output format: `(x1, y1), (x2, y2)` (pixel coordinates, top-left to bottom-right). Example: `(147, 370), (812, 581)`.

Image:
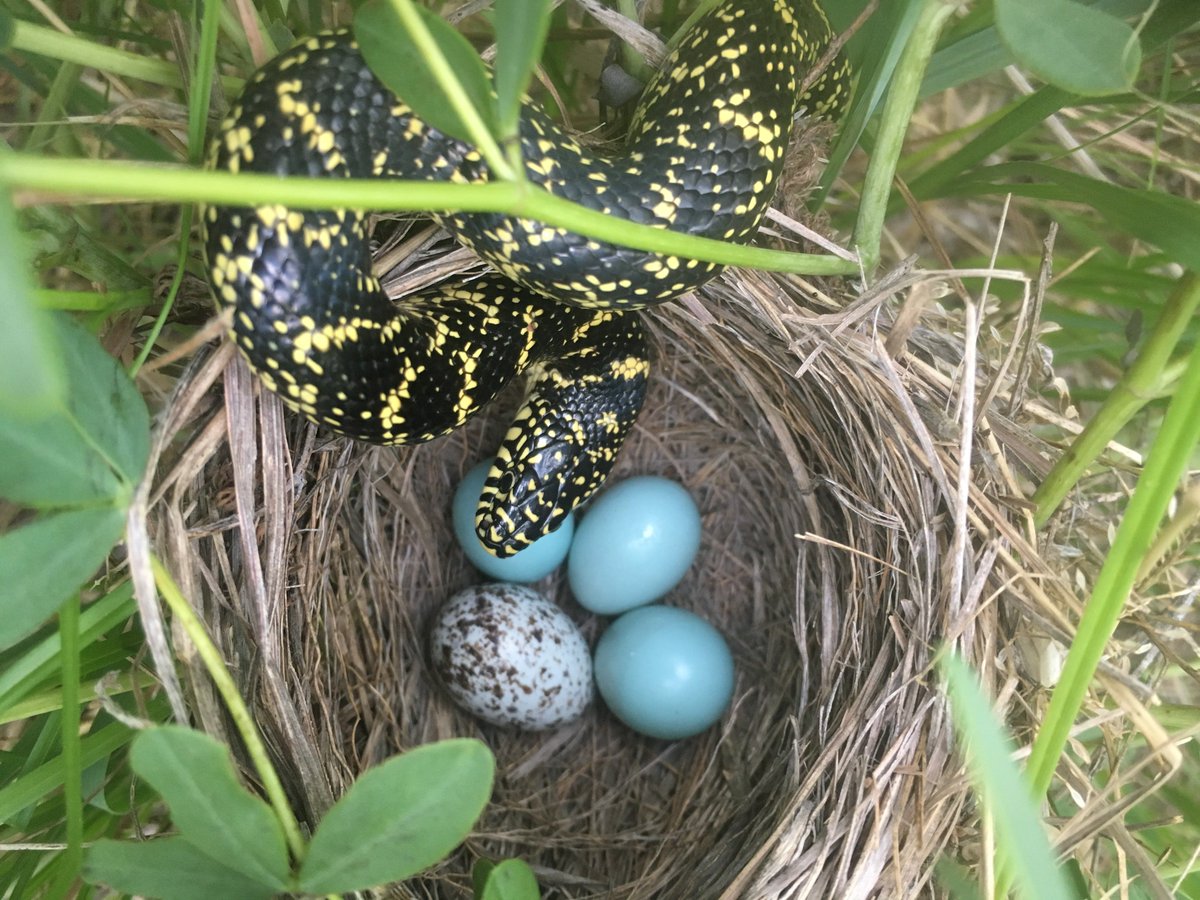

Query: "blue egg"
(568, 476), (701, 614)
(593, 605), (734, 740)
(452, 460), (574, 582)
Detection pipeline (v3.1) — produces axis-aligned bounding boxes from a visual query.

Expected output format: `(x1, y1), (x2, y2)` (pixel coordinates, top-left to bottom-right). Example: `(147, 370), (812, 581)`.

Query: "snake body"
(205, 0), (848, 555)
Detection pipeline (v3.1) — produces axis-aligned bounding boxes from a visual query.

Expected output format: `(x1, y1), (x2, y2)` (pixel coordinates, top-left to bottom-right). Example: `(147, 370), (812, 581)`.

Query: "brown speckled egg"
(429, 584), (593, 730)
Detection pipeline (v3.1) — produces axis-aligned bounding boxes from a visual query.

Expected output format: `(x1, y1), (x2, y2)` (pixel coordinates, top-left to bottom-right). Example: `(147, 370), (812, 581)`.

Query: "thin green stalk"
(0, 154), (858, 276)
(851, 0), (958, 276)
(51, 596), (83, 899)
(11, 20), (241, 93)
(149, 555), (307, 865)
(1032, 271), (1200, 526)
(1006, 306), (1200, 895)
(187, 0), (224, 161)
(615, 0), (651, 80)
(386, 0), (516, 181)
(131, 206), (192, 378)
(130, 0), (222, 377)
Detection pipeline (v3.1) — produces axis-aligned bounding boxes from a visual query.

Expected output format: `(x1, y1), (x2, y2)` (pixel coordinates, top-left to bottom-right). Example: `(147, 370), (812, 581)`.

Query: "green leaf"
(472, 858), (497, 896)
(0, 187), (65, 417)
(940, 163), (1200, 272)
(84, 837), (277, 900)
(994, 0), (1141, 95)
(298, 738), (494, 894)
(492, 0), (553, 137)
(129, 727), (290, 890)
(479, 858), (541, 900)
(354, 0), (497, 145)
(940, 653), (1073, 900)
(0, 507), (125, 651)
(0, 313), (149, 508)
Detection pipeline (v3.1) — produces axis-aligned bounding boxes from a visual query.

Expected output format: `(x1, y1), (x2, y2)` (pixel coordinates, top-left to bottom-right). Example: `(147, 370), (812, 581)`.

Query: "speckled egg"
(429, 583), (592, 730)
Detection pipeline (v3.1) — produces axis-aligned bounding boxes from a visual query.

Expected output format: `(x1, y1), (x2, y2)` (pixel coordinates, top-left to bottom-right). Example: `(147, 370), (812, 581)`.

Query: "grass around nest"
(0, 0), (1198, 897)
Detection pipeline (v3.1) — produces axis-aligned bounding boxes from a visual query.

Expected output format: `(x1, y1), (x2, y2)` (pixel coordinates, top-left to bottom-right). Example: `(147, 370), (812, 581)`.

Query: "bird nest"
(145, 222), (1064, 897)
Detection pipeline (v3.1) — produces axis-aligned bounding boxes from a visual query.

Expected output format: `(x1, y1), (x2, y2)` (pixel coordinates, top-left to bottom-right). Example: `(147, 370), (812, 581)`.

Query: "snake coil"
(205, 0), (848, 555)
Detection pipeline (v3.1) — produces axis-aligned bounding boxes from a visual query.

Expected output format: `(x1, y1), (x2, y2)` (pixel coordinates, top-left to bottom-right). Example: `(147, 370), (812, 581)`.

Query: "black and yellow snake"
(204, 0), (848, 556)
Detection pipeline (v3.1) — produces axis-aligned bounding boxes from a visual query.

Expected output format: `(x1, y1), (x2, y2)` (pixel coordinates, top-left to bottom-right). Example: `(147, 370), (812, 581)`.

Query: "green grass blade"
(50, 596), (84, 896)
(940, 164), (1200, 272)
(0, 721), (133, 824)
(0, 673), (155, 725)
(149, 557), (308, 863)
(819, 0), (925, 200)
(493, 0), (553, 138)
(906, 87), (1075, 203)
(1033, 273), (1200, 523)
(0, 582), (135, 714)
(1025, 290), (1200, 801)
(9, 19), (240, 92)
(940, 653), (1073, 900)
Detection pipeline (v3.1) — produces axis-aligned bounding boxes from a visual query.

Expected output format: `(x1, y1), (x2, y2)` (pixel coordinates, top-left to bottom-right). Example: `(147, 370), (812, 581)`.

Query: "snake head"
(472, 349), (648, 557)
(472, 447), (584, 558)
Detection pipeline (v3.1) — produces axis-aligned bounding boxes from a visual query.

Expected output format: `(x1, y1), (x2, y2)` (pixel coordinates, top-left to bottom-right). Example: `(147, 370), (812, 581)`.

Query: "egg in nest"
(429, 584), (593, 730)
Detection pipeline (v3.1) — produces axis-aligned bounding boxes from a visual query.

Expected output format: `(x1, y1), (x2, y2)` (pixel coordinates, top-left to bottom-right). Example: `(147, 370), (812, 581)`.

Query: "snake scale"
(204, 0), (848, 556)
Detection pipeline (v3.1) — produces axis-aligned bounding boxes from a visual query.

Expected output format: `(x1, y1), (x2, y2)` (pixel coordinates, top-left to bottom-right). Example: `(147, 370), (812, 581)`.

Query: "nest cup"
(153, 242), (1039, 898)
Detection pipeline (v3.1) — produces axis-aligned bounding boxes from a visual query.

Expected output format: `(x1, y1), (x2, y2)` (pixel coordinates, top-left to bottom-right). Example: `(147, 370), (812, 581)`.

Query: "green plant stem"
(386, 0), (517, 181)
(1009, 303), (1200, 895)
(11, 20), (241, 93)
(0, 154), (858, 276)
(52, 596), (83, 900)
(149, 555), (307, 865)
(615, 0), (651, 79)
(1032, 271), (1200, 526)
(852, 0), (958, 276)
(130, 0), (222, 377)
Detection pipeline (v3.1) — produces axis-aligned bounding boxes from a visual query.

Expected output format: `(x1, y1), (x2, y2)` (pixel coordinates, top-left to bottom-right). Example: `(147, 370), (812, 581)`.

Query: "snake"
(204, 0), (849, 556)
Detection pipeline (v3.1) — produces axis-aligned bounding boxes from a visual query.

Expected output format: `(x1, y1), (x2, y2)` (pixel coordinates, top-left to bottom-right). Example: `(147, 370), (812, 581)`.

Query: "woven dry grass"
(131, 187), (1089, 897)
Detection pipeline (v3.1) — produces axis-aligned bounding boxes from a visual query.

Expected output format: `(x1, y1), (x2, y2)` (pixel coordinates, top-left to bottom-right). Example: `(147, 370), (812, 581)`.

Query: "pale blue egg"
(568, 476), (701, 614)
(593, 605), (734, 740)
(452, 460), (574, 582)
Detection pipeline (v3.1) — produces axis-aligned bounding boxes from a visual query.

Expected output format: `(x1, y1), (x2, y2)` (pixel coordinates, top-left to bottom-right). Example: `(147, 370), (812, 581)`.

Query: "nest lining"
(141, 233), (1061, 898)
